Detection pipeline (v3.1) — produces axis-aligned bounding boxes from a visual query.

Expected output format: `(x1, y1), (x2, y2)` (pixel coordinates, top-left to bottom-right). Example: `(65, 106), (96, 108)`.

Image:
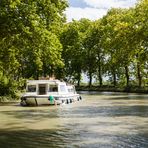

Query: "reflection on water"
(0, 92), (148, 148)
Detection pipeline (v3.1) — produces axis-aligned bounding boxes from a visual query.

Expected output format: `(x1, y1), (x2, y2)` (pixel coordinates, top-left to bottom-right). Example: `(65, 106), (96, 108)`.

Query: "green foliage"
(60, 0), (147, 89)
(0, 71), (22, 98)
(0, 0), (68, 98)
(60, 19), (92, 85)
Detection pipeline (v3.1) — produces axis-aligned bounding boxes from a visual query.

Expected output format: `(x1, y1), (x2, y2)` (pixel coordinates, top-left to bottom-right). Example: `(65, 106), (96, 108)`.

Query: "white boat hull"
(20, 94), (82, 106)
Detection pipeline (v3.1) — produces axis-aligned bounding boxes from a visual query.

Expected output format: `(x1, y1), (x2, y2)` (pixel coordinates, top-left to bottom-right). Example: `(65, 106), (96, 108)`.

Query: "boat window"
(60, 85), (66, 92)
(49, 85), (58, 92)
(38, 84), (46, 95)
(27, 85), (36, 92)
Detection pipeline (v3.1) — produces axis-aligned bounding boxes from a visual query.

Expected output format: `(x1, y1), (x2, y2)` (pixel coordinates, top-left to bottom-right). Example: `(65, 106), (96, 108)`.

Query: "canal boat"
(20, 80), (82, 106)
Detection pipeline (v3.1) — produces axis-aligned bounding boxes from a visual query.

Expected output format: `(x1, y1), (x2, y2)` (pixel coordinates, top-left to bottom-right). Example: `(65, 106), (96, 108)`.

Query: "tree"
(83, 20), (105, 87)
(0, 0), (68, 96)
(131, 0), (148, 87)
(60, 19), (91, 86)
(101, 8), (138, 87)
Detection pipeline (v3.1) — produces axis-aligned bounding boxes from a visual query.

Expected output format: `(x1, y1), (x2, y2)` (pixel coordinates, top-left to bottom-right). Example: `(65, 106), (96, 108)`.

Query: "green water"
(0, 92), (148, 148)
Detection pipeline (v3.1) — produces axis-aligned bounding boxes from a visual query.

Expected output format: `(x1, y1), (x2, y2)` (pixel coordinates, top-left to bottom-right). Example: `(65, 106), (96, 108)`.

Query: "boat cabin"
(26, 80), (76, 95)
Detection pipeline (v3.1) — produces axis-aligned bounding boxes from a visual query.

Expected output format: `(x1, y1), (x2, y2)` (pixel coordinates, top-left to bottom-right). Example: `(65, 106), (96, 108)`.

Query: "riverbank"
(0, 85), (147, 102)
(76, 85), (148, 94)
(0, 95), (20, 103)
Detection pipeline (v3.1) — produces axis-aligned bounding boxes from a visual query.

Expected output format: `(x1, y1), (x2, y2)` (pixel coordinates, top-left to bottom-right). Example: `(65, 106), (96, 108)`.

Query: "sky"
(65, 0), (138, 22)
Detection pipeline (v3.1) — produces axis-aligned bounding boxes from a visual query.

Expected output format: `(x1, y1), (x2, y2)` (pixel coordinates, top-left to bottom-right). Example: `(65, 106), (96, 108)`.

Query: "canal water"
(0, 92), (148, 148)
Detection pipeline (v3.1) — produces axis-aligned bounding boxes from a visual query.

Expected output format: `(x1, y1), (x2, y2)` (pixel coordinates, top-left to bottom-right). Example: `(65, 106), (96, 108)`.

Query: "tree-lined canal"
(0, 92), (148, 148)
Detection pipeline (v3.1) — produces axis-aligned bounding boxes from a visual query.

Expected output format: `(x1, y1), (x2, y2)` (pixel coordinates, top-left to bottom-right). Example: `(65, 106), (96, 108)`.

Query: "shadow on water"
(0, 128), (148, 148)
(59, 105), (148, 118)
(79, 91), (126, 95)
(0, 129), (71, 148)
(1, 105), (148, 120)
(0, 102), (19, 106)
(79, 91), (148, 100)
(0, 107), (60, 120)
(105, 96), (148, 100)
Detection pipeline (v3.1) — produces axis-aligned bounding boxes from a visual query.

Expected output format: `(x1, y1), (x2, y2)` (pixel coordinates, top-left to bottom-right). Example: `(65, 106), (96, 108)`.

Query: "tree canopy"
(60, 0), (147, 89)
(0, 0), (68, 96)
(0, 0), (147, 97)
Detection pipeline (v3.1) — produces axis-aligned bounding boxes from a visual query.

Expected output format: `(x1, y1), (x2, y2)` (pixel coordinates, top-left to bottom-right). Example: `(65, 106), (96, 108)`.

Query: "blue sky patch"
(68, 0), (89, 8)
(66, 0), (137, 22)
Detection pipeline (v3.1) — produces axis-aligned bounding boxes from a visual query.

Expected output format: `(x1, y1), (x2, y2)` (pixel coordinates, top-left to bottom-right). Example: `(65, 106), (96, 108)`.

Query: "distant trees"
(60, 19), (91, 86)
(60, 0), (148, 88)
(132, 0), (148, 87)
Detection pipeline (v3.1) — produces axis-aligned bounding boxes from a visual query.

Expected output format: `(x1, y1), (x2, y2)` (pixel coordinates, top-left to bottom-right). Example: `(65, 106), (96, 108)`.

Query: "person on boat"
(48, 96), (57, 105)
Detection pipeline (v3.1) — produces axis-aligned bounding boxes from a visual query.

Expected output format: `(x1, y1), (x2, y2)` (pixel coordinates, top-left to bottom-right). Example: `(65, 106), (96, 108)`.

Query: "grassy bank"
(76, 85), (148, 94)
(0, 92), (22, 102)
(0, 96), (16, 102)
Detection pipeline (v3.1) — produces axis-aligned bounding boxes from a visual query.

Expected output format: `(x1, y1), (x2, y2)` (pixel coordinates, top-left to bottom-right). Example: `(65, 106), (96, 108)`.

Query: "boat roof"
(27, 79), (64, 85)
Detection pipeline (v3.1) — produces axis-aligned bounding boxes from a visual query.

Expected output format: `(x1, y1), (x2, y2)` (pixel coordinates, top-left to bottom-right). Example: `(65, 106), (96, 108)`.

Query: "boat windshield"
(60, 85), (67, 92)
(68, 86), (76, 93)
(27, 85), (36, 92)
